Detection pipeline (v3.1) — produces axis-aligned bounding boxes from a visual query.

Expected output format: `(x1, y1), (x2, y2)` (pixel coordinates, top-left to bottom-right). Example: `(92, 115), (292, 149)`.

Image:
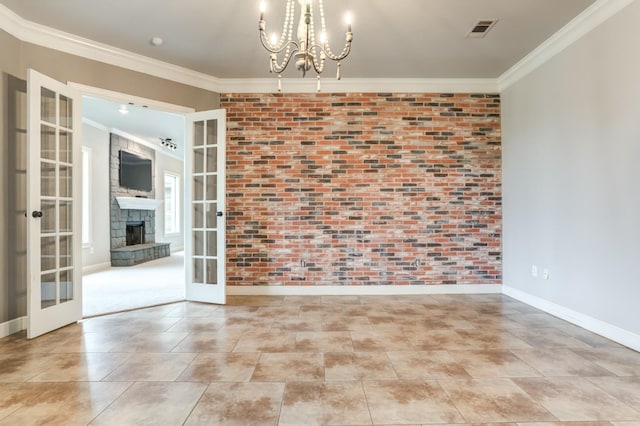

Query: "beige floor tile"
(587, 376), (640, 408)
(177, 352), (260, 382)
(28, 353), (132, 382)
(271, 317), (323, 332)
(171, 331), (242, 352)
(363, 380), (464, 424)
(0, 382), (130, 426)
(454, 329), (533, 350)
(449, 350), (542, 378)
(279, 381), (371, 426)
(2, 295), (637, 425)
(107, 332), (188, 353)
(251, 352), (324, 381)
(574, 348), (640, 376)
(408, 329), (471, 351)
(508, 328), (594, 349)
(233, 331), (296, 353)
(295, 331), (354, 352)
(164, 317), (227, 332)
(185, 382), (284, 426)
(439, 378), (556, 423)
(511, 349), (613, 377)
(514, 377), (640, 421)
(0, 352), (57, 382)
(91, 382), (206, 426)
(351, 330), (413, 351)
(387, 350), (471, 379)
(324, 352), (398, 381)
(255, 305), (301, 318)
(321, 315), (372, 331)
(299, 304), (346, 319)
(103, 353), (197, 381)
(517, 422), (612, 426)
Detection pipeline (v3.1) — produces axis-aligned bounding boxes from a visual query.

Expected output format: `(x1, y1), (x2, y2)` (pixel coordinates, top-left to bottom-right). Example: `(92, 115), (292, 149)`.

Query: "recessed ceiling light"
(150, 36), (164, 47)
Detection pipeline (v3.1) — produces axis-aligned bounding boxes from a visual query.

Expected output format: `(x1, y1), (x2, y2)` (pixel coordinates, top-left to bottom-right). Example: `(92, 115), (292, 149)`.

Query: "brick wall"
(221, 92), (501, 286)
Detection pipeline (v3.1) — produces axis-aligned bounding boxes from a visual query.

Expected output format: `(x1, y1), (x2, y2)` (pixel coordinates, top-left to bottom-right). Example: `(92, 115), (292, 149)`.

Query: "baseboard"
(227, 284), (502, 296)
(0, 316), (27, 338)
(502, 285), (640, 352)
(82, 262), (111, 275)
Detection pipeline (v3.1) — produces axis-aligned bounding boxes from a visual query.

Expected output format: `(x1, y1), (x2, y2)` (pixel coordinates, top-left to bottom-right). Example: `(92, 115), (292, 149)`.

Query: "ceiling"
(1, 0), (596, 79)
(83, 97), (186, 158)
(1, 0), (598, 157)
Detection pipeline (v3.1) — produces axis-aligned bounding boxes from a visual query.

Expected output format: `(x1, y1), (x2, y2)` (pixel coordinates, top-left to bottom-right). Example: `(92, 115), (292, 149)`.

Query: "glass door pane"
(185, 109), (225, 304)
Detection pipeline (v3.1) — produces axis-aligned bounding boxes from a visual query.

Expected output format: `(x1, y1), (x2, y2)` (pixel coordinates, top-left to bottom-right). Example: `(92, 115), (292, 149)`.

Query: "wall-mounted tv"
(119, 150), (152, 192)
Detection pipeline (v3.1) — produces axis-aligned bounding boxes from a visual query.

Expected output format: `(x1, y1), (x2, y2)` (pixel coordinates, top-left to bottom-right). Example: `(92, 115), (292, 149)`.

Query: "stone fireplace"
(109, 133), (170, 266)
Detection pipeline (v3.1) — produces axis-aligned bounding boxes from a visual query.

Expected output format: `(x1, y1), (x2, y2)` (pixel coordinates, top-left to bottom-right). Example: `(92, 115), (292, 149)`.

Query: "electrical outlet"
(531, 265), (538, 277)
(543, 269), (550, 280)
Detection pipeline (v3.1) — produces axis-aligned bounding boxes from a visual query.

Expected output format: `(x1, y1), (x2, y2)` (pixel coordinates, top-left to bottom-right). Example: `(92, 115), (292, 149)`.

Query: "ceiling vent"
(465, 19), (498, 38)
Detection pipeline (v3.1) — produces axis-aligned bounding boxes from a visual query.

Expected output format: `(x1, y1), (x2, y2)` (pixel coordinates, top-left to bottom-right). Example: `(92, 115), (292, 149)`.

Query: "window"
(164, 173), (180, 235)
(82, 147), (91, 246)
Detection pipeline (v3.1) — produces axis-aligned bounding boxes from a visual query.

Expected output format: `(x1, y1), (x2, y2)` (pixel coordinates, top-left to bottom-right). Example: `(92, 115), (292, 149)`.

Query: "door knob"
(32, 210), (43, 218)
(216, 211), (224, 217)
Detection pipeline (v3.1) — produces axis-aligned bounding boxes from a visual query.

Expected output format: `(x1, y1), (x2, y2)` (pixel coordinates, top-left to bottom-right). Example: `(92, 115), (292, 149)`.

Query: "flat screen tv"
(119, 150), (152, 192)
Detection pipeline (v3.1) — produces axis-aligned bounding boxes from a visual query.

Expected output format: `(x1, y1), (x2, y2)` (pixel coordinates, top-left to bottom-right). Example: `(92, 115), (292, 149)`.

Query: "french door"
(27, 69), (82, 338)
(184, 110), (226, 304)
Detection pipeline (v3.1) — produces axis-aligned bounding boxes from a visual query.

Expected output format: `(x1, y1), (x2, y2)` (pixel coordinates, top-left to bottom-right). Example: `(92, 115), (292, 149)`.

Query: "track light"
(159, 137), (177, 151)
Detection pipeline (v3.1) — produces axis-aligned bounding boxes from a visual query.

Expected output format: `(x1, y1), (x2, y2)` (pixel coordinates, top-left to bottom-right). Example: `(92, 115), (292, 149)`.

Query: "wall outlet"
(531, 265), (538, 277)
(543, 269), (550, 280)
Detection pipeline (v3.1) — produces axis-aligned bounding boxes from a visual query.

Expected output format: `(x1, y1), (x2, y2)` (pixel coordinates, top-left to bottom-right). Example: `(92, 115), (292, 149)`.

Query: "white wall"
(81, 122), (111, 270)
(155, 152), (184, 252)
(502, 1), (640, 345)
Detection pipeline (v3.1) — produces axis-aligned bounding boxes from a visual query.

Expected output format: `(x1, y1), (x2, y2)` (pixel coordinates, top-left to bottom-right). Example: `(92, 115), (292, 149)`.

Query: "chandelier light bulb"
(258, 0), (353, 82)
(260, 1), (266, 13)
(345, 11), (352, 32)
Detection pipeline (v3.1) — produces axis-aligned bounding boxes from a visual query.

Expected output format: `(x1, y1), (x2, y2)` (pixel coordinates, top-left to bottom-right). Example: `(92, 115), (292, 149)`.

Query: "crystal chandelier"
(259, 0), (353, 91)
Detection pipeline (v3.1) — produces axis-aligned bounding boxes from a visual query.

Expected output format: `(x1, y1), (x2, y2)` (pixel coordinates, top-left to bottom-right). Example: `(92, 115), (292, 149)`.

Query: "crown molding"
(1, 0), (630, 95)
(217, 78), (499, 94)
(498, 0), (635, 91)
(0, 3), (221, 92)
(0, 4), (498, 94)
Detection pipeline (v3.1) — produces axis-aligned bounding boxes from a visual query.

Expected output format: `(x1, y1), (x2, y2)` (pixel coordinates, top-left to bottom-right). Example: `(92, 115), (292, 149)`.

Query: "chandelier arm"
(270, 46), (299, 74)
(260, 29), (300, 54)
(319, 33), (353, 61)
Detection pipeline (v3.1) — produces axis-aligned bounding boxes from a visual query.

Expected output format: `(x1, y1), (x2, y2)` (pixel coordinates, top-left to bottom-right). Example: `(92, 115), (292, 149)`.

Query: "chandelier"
(259, 0), (353, 91)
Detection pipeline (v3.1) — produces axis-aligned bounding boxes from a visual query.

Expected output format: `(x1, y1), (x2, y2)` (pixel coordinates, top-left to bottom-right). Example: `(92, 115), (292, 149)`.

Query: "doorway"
(80, 94), (187, 316)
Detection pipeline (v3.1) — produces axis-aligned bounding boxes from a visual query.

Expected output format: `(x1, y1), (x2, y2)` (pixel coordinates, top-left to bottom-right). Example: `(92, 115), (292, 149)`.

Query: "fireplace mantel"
(116, 196), (162, 210)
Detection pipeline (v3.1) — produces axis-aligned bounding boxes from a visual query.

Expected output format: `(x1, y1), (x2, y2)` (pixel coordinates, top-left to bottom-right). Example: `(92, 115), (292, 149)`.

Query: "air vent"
(465, 19), (498, 38)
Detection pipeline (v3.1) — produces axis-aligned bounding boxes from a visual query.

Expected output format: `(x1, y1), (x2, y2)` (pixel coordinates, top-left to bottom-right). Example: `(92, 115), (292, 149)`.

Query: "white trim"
(82, 262), (111, 275)
(503, 285), (640, 352)
(0, 316), (27, 338)
(116, 196), (162, 210)
(0, 4), (221, 92)
(217, 78), (499, 94)
(227, 284), (502, 296)
(498, 0), (635, 90)
(1, 0), (630, 95)
(72, 84), (195, 115)
(82, 117), (109, 132)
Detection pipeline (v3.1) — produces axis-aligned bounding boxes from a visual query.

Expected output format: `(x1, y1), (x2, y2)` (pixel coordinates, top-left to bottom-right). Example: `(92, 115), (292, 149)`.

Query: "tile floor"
(1, 294), (639, 425)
